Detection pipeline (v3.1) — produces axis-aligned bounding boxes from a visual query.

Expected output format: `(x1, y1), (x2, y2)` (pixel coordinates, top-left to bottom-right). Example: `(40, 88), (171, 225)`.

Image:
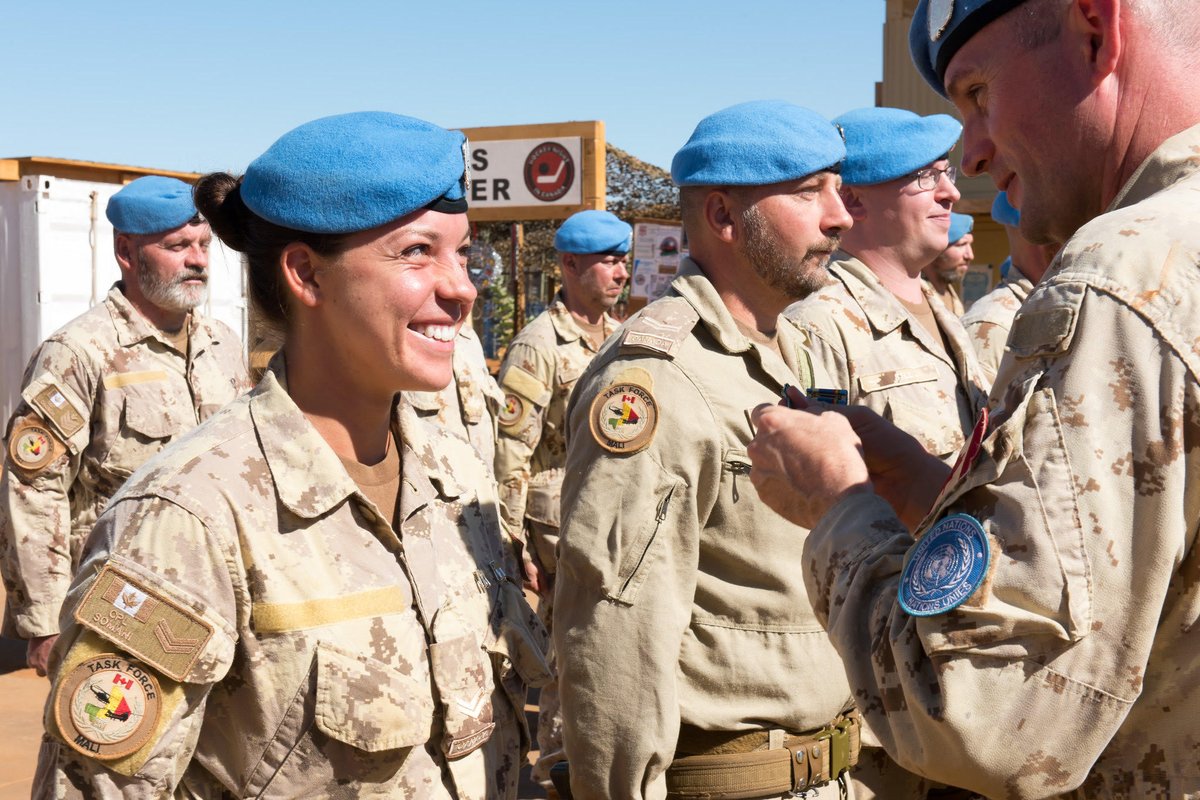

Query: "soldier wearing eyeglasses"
(786, 107), (988, 467)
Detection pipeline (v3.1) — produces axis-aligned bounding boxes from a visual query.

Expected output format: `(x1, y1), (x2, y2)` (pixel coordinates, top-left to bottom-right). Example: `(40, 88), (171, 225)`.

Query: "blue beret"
(835, 107), (961, 186)
(948, 212), (975, 244)
(241, 111), (468, 234)
(910, 0), (1031, 98)
(991, 191), (1020, 226)
(671, 100), (845, 187)
(106, 176), (197, 235)
(554, 210), (632, 255)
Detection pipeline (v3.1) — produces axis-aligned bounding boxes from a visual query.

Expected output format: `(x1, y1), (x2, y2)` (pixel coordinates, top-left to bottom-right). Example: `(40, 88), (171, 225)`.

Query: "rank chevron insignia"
(154, 620), (203, 654)
(455, 690), (488, 718)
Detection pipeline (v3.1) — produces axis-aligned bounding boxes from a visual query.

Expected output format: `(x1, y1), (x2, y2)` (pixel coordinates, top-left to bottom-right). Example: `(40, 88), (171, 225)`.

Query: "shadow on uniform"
(0, 634), (25, 674)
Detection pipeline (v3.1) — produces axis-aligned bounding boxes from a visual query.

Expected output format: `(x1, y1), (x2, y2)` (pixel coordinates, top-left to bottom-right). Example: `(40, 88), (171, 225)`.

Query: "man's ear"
(560, 252), (577, 276)
(704, 189), (739, 245)
(840, 185), (870, 222)
(113, 233), (137, 277)
(280, 243), (324, 309)
(1068, 0), (1122, 82)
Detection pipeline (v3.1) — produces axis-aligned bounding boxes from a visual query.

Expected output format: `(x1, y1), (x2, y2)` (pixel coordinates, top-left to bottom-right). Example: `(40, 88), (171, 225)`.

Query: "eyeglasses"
(911, 165), (958, 191)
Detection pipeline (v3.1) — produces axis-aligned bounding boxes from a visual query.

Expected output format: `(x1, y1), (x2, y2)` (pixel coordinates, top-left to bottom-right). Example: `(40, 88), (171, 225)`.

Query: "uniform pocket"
(314, 641), (436, 751)
(916, 385), (1093, 654)
(606, 468), (681, 605)
(100, 387), (188, 479)
(429, 634), (496, 759)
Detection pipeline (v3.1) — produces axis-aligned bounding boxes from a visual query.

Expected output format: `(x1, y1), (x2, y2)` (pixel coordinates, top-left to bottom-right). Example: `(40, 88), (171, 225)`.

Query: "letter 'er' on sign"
(747, 0), (1200, 797)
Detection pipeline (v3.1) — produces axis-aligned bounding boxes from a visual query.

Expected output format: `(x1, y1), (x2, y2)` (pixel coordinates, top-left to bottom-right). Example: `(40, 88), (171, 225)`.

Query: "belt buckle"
(828, 721), (852, 779)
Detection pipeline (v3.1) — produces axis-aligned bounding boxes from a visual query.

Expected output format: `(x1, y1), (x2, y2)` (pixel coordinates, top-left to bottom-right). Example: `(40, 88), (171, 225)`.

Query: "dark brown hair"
(193, 173), (349, 326)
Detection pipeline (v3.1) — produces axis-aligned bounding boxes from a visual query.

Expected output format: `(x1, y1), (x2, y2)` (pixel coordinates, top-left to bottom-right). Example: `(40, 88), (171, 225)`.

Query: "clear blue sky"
(1, 1), (885, 174)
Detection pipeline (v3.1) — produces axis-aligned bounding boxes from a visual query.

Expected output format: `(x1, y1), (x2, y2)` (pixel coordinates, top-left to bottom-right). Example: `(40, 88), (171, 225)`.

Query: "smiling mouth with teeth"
(414, 324), (457, 342)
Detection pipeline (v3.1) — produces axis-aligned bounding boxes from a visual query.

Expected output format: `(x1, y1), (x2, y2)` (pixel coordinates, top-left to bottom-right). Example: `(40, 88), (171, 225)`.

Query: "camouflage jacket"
(555, 258), (854, 800)
(493, 294), (616, 556)
(1, 283), (249, 638)
(961, 264), (1035, 386)
(786, 257), (989, 460)
(36, 360), (551, 799)
(407, 326), (504, 472)
(803, 123), (1200, 798)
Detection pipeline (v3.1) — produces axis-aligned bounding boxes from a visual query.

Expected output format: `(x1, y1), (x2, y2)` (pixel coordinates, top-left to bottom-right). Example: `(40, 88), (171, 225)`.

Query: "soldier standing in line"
(922, 212), (975, 315)
(747, 0), (1200, 796)
(492, 208), (630, 793)
(0, 176), (249, 677)
(786, 107), (988, 464)
(556, 101), (861, 800)
(34, 111), (549, 798)
(962, 191), (1057, 385)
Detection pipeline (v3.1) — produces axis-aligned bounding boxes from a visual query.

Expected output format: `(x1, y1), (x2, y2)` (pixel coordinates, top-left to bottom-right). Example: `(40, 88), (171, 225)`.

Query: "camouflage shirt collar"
(671, 257), (758, 355)
(251, 354), (462, 519)
(548, 293), (617, 350)
(106, 282), (217, 355)
(1109, 122), (1200, 212)
(829, 255), (909, 335)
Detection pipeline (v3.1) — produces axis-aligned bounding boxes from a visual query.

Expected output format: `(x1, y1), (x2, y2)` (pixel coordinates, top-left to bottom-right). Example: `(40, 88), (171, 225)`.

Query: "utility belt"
(666, 710), (861, 799)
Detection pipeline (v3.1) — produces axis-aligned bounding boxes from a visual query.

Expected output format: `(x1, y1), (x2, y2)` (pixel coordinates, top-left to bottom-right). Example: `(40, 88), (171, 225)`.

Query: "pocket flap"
(121, 387), (186, 439)
(488, 582), (552, 688)
(315, 641), (436, 752)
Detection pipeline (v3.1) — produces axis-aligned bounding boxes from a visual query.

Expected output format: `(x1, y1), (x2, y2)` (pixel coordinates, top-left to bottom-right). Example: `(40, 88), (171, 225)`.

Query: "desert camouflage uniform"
(36, 358), (550, 798)
(493, 293), (616, 785)
(407, 325), (504, 471)
(556, 258), (856, 800)
(961, 264), (1034, 386)
(803, 123), (1200, 798)
(1, 283), (249, 640)
(786, 256), (989, 461)
(928, 278), (966, 317)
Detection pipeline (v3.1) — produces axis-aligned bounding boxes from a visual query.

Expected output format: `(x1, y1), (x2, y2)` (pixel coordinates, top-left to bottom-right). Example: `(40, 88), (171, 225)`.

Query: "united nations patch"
(497, 393), (526, 429)
(589, 382), (658, 454)
(899, 513), (990, 616)
(928, 0), (954, 40)
(54, 653), (162, 760)
(8, 418), (62, 472)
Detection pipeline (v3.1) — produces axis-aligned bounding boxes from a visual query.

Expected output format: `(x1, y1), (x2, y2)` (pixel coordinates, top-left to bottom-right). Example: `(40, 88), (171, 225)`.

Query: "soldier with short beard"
(0, 176), (249, 676)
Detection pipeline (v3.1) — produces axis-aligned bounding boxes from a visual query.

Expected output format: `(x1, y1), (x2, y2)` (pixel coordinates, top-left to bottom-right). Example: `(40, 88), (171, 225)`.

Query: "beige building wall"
(878, 0), (1009, 297)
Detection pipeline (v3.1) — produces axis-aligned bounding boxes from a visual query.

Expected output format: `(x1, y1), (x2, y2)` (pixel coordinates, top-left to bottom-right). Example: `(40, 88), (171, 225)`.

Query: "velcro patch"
(7, 416), (65, 474)
(54, 652), (162, 761)
(589, 382), (659, 454)
(1009, 307), (1077, 358)
(102, 370), (169, 390)
(75, 564), (213, 682)
(31, 384), (86, 439)
(500, 364), (550, 404)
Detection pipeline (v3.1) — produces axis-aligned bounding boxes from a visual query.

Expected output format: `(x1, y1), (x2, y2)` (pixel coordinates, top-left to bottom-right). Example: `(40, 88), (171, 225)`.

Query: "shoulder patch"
(75, 564), (214, 682)
(619, 299), (700, 358)
(30, 383), (86, 439)
(899, 513), (992, 616)
(589, 382), (659, 454)
(54, 652), (162, 760)
(7, 416), (65, 474)
(497, 393), (531, 433)
(499, 364), (551, 404)
(1008, 307), (1077, 359)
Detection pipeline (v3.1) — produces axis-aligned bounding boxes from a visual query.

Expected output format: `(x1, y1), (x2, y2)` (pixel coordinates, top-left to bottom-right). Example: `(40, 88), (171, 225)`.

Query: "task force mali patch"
(76, 564), (213, 681)
(55, 653), (162, 760)
(497, 393), (527, 429)
(8, 417), (64, 472)
(589, 382), (658, 454)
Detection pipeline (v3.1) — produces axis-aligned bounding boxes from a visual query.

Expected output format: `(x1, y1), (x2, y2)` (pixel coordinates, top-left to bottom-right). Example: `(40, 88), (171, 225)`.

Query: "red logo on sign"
(524, 141), (575, 202)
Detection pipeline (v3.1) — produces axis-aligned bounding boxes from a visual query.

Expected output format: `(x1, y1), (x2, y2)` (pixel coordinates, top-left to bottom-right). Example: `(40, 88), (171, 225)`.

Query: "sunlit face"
(132, 222), (212, 312)
(563, 252), (629, 315)
(930, 232), (974, 281)
(854, 159), (960, 266)
(313, 209), (475, 394)
(735, 170), (853, 300)
(944, 7), (1102, 244)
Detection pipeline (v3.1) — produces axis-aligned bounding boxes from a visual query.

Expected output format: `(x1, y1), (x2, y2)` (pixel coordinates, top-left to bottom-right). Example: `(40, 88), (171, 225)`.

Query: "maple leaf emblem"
(121, 590), (141, 607)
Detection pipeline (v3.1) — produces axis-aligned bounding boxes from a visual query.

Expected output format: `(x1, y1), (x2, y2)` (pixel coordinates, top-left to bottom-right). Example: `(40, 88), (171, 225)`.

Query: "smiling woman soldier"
(34, 111), (550, 799)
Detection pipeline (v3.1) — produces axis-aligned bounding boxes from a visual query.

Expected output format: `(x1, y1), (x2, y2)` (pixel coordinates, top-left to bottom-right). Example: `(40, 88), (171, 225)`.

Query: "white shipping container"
(0, 172), (248, 425)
